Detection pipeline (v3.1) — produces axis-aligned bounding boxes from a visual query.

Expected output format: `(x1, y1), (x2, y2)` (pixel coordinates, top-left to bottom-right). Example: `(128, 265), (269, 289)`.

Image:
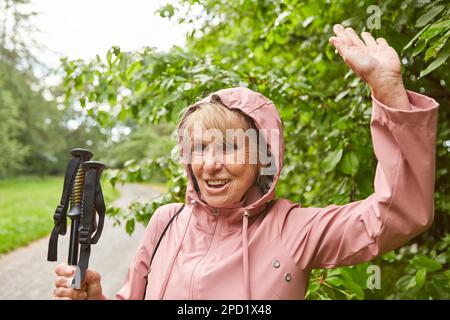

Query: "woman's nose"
(203, 147), (223, 172)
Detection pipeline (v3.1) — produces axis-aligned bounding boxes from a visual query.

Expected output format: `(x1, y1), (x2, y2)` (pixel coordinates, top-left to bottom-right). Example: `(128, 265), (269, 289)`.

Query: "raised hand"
(329, 24), (410, 110)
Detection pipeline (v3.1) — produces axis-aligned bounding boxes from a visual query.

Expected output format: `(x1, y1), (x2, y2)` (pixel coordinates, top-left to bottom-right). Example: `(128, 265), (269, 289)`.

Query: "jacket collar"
(187, 182), (268, 234)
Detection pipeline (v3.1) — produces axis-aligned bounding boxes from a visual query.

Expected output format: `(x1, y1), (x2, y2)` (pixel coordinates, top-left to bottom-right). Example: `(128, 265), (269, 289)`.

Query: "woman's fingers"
(332, 24), (382, 49)
(54, 264), (90, 300)
(329, 36), (342, 47)
(345, 27), (365, 46)
(361, 32), (377, 46)
(333, 24), (353, 46)
(329, 37), (350, 59)
(83, 269), (103, 300)
(53, 287), (87, 300)
(55, 276), (88, 290)
(329, 37), (343, 55)
(82, 269), (101, 286)
(53, 297), (72, 300)
(55, 263), (76, 277)
(55, 276), (71, 288)
(376, 37), (388, 46)
(73, 290), (87, 300)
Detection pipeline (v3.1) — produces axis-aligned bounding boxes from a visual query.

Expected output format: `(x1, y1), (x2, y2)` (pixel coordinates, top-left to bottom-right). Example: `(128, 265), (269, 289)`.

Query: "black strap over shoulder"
(142, 204), (185, 299)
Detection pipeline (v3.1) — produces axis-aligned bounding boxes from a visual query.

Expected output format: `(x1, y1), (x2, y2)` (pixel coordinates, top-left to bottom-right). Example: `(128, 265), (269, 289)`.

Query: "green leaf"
(411, 255), (443, 272)
(107, 50), (113, 66)
(415, 268), (427, 290)
(327, 269), (343, 277)
(335, 89), (350, 102)
(415, 5), (445, 28)
(341, 277), (364, 299)
(424, 29), (450, 61)
(156, 4), (176, 19)
(340, 151), (359, 176)
(419, 44), (450, 78)
(406, 275), (417, 290)
(326, 276), (344, 287)
(381, 250), (397, 263)
(396, 275), (413, 290)
(412, 39), (427, 57)
(420, 20), (450, 41)
(125, 218), (135, 235)
(126, 61), (141, 80)
(307, 281), (320, 294)
(108, 93), (117, 106)
(403, 25), (428, 51)
(124, 159), (136, 167)
(322, 149), (343, 173)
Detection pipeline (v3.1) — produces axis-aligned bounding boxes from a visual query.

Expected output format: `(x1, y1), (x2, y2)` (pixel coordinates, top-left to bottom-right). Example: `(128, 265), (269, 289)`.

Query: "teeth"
(207, 180), (230, 186)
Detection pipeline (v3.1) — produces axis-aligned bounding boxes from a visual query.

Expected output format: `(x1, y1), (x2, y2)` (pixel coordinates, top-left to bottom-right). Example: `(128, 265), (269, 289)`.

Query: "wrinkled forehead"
(186, 122), (259, 143)
(178, 102), (258, 143)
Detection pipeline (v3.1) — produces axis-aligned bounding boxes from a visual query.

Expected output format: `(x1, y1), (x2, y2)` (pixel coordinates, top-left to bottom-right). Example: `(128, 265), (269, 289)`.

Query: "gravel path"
(0, 183), (160, 300)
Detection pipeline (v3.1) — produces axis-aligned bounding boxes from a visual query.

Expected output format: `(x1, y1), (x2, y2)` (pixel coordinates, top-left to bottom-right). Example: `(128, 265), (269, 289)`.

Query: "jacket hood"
(178, 87), (285, 217)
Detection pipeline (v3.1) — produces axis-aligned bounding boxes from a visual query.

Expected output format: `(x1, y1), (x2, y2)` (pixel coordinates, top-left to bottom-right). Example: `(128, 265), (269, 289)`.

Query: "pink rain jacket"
(110, 87), (438, 300)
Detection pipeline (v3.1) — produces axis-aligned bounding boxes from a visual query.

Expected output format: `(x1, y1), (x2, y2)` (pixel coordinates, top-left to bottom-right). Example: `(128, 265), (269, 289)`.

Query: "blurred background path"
(0, 184), (159, 300)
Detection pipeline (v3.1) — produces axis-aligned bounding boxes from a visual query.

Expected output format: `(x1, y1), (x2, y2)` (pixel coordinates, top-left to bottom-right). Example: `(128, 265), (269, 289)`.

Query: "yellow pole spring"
(71, 166), (85, 206)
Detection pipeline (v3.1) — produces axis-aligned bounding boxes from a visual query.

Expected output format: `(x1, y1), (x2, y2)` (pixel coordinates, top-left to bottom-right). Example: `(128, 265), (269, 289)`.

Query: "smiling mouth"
(205, 179), (231, 189)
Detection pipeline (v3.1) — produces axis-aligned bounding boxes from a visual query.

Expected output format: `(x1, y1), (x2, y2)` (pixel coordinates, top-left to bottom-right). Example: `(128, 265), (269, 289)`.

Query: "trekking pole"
(47, 148), (106, 289)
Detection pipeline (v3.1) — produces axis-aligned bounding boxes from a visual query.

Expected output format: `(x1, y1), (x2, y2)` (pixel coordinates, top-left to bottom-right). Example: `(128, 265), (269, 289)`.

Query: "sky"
(30, 0), (190, 69)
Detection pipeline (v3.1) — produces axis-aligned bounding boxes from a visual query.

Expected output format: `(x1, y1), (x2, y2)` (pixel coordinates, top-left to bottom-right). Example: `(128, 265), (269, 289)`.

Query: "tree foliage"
(60, 0), (449, 299)
(0, 0), (113, 177)
(0, 62), (29, 177)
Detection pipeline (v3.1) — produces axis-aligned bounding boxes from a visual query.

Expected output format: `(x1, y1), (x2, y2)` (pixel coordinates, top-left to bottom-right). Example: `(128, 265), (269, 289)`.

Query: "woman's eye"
(223, 142), (237, 153)
(193, 143), (206, 153)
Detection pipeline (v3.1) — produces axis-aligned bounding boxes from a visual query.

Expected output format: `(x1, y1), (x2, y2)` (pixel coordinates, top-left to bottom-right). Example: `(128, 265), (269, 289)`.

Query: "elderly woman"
(53, 25), (439, 300)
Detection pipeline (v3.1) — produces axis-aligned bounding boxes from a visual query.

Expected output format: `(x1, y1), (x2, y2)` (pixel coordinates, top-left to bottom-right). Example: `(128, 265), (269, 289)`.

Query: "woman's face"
(190, 128), (259, 208)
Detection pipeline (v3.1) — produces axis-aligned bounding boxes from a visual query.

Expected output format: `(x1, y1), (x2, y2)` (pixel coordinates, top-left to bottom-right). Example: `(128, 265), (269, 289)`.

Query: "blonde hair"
(178, 101), (256, 134)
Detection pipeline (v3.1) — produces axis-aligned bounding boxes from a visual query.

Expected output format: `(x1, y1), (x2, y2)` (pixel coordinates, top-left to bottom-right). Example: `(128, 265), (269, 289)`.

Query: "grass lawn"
(0, 176), (119, 254)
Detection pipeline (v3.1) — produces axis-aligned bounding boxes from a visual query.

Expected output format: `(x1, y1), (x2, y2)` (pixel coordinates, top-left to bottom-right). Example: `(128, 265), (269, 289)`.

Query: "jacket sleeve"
(280, 90), (439, 270)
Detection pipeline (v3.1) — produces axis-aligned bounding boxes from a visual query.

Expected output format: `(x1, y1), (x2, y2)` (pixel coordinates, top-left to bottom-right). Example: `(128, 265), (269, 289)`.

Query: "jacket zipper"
(188, 207), (220, 299)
